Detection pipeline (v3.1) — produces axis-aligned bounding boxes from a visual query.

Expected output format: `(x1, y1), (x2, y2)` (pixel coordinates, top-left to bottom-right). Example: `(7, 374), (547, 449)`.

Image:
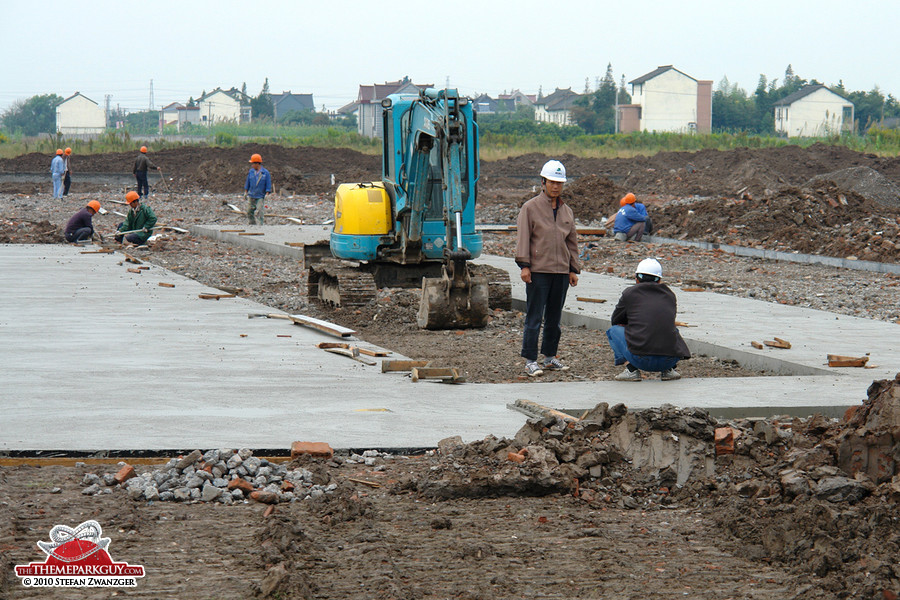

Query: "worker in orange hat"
(51, 149), (66, 198)
(64, 200), (102, 243)
(244, 153), (272, 225)
(613, 193), (651, 242)
(115, 191), (157, 245)
(133, 146), (161, 199)
(63, 147), (73, 196)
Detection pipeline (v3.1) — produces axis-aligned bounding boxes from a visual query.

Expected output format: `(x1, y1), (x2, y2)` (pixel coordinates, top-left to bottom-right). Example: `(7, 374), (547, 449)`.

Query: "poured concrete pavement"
(1, 229), (898, 452)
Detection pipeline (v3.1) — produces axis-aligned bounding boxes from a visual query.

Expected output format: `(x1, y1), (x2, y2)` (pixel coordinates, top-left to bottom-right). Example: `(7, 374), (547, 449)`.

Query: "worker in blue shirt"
(244, 153), (273, 225)
(50, 149), (66, 198)
(613, 193), (651, 242)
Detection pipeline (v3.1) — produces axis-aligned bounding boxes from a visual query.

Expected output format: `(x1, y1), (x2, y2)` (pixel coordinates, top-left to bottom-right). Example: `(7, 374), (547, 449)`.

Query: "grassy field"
(3, 125), (900, 160)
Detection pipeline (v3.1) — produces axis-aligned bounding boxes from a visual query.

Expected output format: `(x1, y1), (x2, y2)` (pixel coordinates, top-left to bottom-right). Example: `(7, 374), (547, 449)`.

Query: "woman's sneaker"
(614, 367), (642, 381)
(525, 361), (544, 377)
(542, 357), (570, 371)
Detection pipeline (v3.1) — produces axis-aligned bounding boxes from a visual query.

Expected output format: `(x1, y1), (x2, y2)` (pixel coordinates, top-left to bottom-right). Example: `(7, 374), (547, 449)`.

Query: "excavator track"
(308, 260), (377, 308)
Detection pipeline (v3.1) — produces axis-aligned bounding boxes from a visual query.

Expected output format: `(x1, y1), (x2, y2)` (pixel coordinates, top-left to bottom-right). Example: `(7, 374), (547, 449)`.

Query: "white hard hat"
(635, 258), (662, 278)
(540, 160), (567, 182)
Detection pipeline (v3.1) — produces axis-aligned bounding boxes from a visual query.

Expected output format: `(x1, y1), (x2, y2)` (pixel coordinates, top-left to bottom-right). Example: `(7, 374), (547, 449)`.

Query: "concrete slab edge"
(644, 235), (900, 275)
(191, 225), (306, 260)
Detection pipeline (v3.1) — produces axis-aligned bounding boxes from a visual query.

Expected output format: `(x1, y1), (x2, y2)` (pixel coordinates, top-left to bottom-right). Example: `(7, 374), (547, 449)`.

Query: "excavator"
(306, 88), (510, 329)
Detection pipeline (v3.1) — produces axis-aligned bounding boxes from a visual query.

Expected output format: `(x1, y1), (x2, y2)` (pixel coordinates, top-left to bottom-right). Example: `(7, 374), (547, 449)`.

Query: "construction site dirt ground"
(1, 143), (900, 598)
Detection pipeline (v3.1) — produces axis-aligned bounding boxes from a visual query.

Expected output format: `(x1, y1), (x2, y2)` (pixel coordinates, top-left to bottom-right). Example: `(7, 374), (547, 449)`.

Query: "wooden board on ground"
(158, 282), (175, 288)
(512, 398), (580, 423)
(80, 249), (115, 254)
(220, 229), (245, 233)
(198, 293), (236, 300)
(764, 337), (792, 349)
(315, 342), (390, 357)
(411, 367), (465, 384)
(751, 341), (764, 350)
(322, 347), (376, 366)
(827, 354), (869, 367)
(289, 314), (356, 338)
(576, 296), (606, 303)
(238, 232), (265, 236)
(382, 360), (430, 373)
(247, 313), (292, 320)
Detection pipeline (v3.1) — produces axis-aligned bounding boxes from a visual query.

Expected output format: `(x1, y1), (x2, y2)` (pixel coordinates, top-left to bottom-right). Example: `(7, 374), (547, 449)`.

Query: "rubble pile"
(0, 219), (61, 244)
(81, 448), (399, 505)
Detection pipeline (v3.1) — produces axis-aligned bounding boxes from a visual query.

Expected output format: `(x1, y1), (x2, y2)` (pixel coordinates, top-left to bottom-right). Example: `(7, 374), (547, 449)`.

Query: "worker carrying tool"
(133, 146), (161, 199)
(606, 258), (691, 381)
(613, 193), (652, 242)
(515, 160), (580, 377)
(64, 200), (101, 243)
(244, 153), (272, 225)
(115, 191), (157, 245)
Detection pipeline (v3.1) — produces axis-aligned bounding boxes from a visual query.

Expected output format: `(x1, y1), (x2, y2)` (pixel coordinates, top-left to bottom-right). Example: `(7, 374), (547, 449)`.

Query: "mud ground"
(2, 143), (900, 598)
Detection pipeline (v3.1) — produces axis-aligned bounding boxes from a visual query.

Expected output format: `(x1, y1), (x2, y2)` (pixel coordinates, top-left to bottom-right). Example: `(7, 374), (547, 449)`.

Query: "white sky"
(3, 0), (897, 115)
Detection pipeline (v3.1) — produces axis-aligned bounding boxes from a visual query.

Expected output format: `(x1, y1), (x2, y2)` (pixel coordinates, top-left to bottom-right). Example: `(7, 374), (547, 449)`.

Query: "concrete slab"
(3, 227), (898, 452)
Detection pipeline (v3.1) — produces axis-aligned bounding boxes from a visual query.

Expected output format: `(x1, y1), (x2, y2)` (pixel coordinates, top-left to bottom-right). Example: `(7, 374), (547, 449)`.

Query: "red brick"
(281, 481), (295, 492)
(507, 451), (525, 464)
(290, 441), (333, 460)
(227, 478), (254, 494)
(250, 490), (279, 504)
(714, 427), (735, 455)
(114, 464), (136, 484)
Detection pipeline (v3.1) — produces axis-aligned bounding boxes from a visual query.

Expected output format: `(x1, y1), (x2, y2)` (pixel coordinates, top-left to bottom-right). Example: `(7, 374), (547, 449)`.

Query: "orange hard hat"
(620, 193), (636, 206)
(125, 191), (140, 203)
(87, 200), (101, 212)
(249, 153), (262, 163)
(140, 146), (148, 153)
(65, 147), (72, 155)
(56, 149), (63, 155)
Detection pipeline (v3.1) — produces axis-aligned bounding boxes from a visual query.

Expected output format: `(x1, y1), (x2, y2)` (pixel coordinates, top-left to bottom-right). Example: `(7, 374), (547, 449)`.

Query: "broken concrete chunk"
(175, 449), (203, 471)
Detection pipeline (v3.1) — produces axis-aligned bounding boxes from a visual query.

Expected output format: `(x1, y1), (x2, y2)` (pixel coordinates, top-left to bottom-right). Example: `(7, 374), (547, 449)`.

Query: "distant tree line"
(713, 65), (900, 134)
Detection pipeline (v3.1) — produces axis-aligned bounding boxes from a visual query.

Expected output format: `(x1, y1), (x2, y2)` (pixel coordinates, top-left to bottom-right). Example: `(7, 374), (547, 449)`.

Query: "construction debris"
(381, 359), (430, 373)
(764, 337), (792, 349)
(289, 314), (356, 338)
(827, 354), (870, 367)
(576, 296), (607, 303)
(321, 345), (377, 366)
(751, 341), (764, 350)
(198, 293), (236, 300)
(158, 282), (176, 288)
(411, 367), (465, 383)
(315, 342), (390, 357)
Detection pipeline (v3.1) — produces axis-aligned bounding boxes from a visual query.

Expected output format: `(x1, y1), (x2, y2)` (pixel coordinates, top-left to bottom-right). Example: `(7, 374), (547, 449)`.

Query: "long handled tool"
(110, 225), (189, 236)
(157, 170), (172, 193)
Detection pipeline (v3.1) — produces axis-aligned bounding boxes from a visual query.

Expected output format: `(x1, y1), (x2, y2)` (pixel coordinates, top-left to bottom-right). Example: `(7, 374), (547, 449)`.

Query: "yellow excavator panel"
(333, 183), (391, 235)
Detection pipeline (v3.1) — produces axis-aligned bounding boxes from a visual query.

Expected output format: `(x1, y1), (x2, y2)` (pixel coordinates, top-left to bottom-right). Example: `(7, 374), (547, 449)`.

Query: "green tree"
(571, 63), (629, 134)
(712, 77), (755, 131)
(251, 78), (273, 120)
(1, 93), (64, 135)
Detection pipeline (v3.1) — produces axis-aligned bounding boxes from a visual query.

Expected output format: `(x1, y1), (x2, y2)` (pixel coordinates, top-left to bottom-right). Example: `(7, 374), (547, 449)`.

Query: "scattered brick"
(227, 478), (254, 494)
(714, 427), (735, 455)
(114, 464), (136, 484)
(290, 441), (334, 460)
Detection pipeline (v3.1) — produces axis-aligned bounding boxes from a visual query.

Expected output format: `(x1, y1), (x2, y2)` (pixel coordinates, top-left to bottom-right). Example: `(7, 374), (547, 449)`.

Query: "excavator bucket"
(417, 266), (489, 330)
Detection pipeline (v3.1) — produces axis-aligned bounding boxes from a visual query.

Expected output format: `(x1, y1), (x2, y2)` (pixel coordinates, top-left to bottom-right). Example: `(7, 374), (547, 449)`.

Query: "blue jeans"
(52, 174), (63, 198)
(606, 325), (679, 373)
(521, 272), (569, 362)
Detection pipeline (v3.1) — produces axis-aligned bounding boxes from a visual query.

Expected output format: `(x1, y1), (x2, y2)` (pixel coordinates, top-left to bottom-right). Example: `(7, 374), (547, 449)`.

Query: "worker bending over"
(116, 191), (157, 245)
(613, 193), (651, 242)
(607, 258), (690, 381)
(64, 200), (101, 243)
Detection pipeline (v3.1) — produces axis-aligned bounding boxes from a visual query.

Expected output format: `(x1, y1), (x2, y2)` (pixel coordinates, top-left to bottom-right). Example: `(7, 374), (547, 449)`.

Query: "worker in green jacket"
(116, 191), (158, 245)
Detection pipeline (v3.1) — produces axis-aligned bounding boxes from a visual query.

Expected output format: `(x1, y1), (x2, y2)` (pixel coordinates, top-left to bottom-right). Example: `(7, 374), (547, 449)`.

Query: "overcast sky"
(3, 0), (897, 115)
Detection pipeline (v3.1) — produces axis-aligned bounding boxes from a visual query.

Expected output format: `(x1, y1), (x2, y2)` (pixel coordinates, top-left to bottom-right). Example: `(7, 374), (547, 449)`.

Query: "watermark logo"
(15, 520), (145, 588)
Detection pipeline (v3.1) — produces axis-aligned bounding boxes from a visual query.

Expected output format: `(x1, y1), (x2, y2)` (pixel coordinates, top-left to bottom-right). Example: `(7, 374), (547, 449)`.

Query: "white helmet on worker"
(635, 258), (662, 281)
(540, 160), (567, 183)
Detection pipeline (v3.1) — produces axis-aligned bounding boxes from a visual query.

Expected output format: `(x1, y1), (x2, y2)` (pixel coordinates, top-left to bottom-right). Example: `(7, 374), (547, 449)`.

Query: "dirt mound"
(0, 219), (61, 244)
(807, 166), (900, 208)
(563, 173), (626, 222)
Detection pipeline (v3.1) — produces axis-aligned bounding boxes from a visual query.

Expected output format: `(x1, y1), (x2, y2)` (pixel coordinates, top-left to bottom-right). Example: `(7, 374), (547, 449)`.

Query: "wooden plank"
(80, 249), (115, 254)
(198, 293), (236, 300)
(827, 354), (869, 367)
(158, 282), (175, 288)
(382, 360), (430, 373)
(322, 347), (376, 366)
(347, 478), (382, 488)
(513, 399), (580, 423)
(289, 314), (356, 338)
(247, 313), (292, 320)
(751, 341), (764, 350)
(238, 232), (265, 236)
(674, 321), (696, 327)
(220, 229), (245, 233)
(316, 342), (390, 357)
(763, 338), (791, 349)
(123, 253), (142, 264)
(773, 337), (792, 348)
(576, 296), (606, 303)
(411, 367), (465, 383)
(126, 267), (142, 274)
(284, 242), (305, 247)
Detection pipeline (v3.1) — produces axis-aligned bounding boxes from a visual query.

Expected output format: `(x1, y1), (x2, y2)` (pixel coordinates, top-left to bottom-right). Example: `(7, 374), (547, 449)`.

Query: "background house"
(534, 88), (580, 125)
(624, 66), (712, 133)
(176, 105), (200, 131)
(197, 88), (252, 125)
(160, 102), (183, 127)
(271, 92), (315, 120)
(351, 77), (432, 138)
(773, 84), (854, 137)
(56, 92), (106, 135)
(498, 89), (536, 108)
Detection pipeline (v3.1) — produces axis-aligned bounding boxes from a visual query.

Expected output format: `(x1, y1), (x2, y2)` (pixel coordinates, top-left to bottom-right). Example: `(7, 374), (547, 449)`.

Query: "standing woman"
(514, 160), (580, 377)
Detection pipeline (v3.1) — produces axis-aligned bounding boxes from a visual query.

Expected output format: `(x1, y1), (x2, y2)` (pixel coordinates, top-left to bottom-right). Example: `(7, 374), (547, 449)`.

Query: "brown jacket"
(515, 192), (580, 274)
